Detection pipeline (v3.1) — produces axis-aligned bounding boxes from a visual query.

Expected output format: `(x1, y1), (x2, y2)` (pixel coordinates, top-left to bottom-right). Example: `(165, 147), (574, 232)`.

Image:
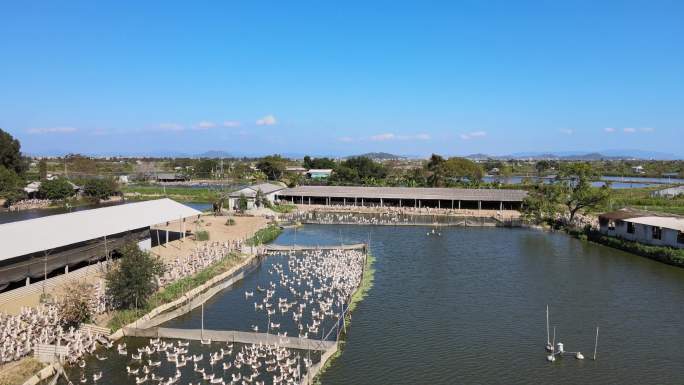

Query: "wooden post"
(478, 201), (481, 210)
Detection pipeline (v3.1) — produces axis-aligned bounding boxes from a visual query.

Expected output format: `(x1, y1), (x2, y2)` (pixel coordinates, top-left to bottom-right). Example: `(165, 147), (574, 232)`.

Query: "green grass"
(122, 185), (217, 202)
(245, 225), (283, 246)
(269, 203), (297, 213)
(107, 252), (243, 331)
(594, 185), (684, 215)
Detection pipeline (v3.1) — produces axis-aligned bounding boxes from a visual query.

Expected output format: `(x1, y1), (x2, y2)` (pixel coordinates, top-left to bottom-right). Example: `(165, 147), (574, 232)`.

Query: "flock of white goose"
(66, 247), (366, 385)
(76, 338), (309, 385)
(159, 241), (243, 286)
(0, 305), (108, 364)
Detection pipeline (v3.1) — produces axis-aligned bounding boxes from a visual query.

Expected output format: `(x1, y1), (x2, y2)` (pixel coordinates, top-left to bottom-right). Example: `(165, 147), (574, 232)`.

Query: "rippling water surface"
(278, 225), (684, 385)
(64, 225), (684, 385)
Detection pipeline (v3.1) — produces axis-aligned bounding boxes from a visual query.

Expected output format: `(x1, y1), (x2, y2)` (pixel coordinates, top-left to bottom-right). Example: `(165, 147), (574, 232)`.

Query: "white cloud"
(640, 127), (654, 132)
(157, 123), (184, 131)
(412, 133), (431, 140)
(338, 136), (355, 143)
(223, 120), (241, 128)
(623, 127), (636, 133)
(195, 121), (217, 129)
(256, 115), (277, 126)
(604, 127), (616, 133)
(370, 133), (396, 141)
(459, 131), (487, 140)
(26, 127), (78, 134)
(559, 128), (574, 135)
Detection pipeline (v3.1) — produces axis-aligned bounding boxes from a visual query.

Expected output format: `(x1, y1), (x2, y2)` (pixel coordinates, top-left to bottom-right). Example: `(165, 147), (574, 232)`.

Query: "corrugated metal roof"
(277, 186), (527, 201)
(0, 198), (202, 261)
(229, 183), (285, 197)
(626, 216), (684, 232)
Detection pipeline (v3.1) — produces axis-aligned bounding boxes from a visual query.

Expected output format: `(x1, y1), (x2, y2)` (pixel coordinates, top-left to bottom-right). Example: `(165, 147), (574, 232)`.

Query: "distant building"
(307, 169), (333, 179)
(155, 173), (189, 182)
(598, 209), (684, 249)
(228, 183), (286, 210)
(285, 167), (308, 175)
(651, 185), (684, 198)
(631, 165), (645, 174)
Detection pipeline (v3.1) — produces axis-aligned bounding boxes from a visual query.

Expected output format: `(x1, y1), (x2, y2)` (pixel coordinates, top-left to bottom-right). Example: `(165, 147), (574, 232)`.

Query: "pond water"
(482, 175), (660, 189)
(59, 224), (684, 384)
(282, 225), (684, 385)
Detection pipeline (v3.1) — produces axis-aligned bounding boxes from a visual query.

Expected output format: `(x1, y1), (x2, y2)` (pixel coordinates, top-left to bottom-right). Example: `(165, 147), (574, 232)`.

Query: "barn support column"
(438, 200), (441, 209)
(451, 200), (454, 209)
(380, 198), (383, 207)
(500, 201), (503, 210)
(478, 201), (482, 210)
(354, 197), (357, 206)
(361, 198), (364, 206)
(308, 197), (311, 205)
(458, 200), (461, 209)
(399, 199), (402, 207)
(419, 199), (422, 208)
(343, 198), (346, 206)
(26, 277), (30, 286)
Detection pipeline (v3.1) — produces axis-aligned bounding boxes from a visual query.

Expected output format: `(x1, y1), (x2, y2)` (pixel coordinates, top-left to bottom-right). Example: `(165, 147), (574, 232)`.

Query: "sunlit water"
(63, 225), (684, 384)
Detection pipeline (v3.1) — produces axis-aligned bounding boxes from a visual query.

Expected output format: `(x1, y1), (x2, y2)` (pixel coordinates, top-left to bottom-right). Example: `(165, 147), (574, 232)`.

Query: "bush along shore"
(313, 252), (376, 385)
(107, 252), (243, 331)
(245, 224), (283, 246)
(565, 226), (684, 268)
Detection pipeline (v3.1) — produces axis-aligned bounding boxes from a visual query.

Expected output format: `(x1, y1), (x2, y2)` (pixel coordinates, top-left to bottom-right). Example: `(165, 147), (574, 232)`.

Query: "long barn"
(0, 198), (201, 292)
(276, 186), (527, 210)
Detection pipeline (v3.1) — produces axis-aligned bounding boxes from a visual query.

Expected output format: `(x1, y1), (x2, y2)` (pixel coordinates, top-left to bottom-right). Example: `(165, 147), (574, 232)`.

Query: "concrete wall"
(599, 221), (684, 249)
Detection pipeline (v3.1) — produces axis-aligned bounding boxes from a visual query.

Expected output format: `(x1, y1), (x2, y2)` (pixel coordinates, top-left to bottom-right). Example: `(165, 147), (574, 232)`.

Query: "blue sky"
(1, 1), (682, 157)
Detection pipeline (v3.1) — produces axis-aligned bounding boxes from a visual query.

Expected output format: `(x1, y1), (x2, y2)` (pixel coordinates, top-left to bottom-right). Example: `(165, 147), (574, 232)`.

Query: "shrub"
(105, 243), (165, 310)
(57, 281), (95, 327)
(246, 225), (282, 246)
(195, 230), (210, 241)
(225, 218), (236, 226)
(584, 230), (684, 267)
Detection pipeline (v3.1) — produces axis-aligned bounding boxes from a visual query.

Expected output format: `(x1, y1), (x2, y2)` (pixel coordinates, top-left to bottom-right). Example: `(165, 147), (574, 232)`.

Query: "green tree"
(39, 159), (48, 180)
(303, 156), (336, 169)
(0, 165), (25, 205)
(557, 163), (609, 223)
(238, 193), (249, 212)
(255, 189), (265, 208)
(522, 183), (562, 224)
(332, 156), (386, 184)
(428, 156), (483, 186)
(83, 178), (119, 200)
(0, 128), (26, 175)
(105, 243), (165, 310)
(195, 159), (219, 178)
(38, 178), (75, 200)
(256, 155), (287, 180)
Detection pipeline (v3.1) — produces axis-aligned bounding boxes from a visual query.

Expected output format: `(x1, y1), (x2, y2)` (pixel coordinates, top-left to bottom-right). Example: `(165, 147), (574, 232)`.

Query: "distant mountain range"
(349, 152), (408, 160)
(465, 150), (679, 161)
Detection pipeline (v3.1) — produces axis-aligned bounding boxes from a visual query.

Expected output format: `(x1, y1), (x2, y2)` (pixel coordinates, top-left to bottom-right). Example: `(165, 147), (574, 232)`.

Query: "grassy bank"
(313, 252), (375, 385)
(267, 202), (297, 214)
(122, 185), (217, 203)
(245, 225), (283, 246)
(595, 185), (684, 215)
(107, 252), (243, 331)
(586, 231), (684, 267)
(0, 358), (44, 385)
(563, 225), (684, 268)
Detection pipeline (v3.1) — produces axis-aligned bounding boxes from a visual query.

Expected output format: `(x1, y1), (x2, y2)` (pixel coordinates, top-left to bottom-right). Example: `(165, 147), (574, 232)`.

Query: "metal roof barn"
(277, 186), (527, 202)
(0, 198), (201, 262)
